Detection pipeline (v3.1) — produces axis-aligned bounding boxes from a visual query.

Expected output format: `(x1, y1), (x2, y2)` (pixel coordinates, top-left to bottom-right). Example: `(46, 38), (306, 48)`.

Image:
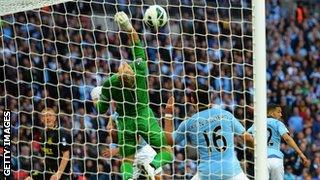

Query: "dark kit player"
(25, 108), (71, 180)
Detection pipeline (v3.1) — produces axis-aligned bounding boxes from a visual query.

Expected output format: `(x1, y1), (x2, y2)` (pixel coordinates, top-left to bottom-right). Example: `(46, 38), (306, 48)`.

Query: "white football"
(143, 5), (168, 29)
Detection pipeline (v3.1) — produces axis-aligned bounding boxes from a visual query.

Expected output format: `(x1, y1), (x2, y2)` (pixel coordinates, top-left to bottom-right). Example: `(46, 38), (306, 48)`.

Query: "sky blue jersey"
(173, 107), (246, 179)
(248, 118), (289, 159)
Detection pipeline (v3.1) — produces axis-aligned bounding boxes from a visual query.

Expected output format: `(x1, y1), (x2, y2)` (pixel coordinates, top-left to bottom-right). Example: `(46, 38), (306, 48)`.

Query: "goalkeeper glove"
(91, 86), (102, 101)
(114, 11), (133, 32)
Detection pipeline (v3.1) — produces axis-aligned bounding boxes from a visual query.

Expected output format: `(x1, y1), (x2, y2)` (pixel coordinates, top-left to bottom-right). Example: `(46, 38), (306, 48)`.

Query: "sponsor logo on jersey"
(42, 147), (53, 155)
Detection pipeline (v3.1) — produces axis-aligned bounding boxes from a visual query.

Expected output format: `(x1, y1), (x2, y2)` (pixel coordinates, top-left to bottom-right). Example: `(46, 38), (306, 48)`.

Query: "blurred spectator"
(296, 3), (305, 24)
(313, 115), (320, 136)
(284, 166), (297, 180)
(288, 107), (304, 134)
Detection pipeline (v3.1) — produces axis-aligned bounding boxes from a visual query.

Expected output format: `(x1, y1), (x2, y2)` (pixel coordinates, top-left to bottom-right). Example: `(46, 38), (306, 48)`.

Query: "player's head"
(189, 85), (210, 111)
(118, 62), (135, 88)
(267, 104), (282, 120)
(41, 108), (57, 129)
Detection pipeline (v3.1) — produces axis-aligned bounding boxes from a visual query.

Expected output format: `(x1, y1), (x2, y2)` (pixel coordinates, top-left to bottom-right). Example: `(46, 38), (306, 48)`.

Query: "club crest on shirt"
(136, 58), (142, 65)
(48, 137), (53, 144)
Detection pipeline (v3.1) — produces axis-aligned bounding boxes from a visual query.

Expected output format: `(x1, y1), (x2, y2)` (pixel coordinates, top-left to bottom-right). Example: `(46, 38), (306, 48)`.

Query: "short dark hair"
(267, 104), (281, 114)
(190, 85), (210, 106)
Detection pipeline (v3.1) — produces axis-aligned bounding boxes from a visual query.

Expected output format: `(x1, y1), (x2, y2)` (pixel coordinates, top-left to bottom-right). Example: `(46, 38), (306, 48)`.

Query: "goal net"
(0, 0), (258, 179)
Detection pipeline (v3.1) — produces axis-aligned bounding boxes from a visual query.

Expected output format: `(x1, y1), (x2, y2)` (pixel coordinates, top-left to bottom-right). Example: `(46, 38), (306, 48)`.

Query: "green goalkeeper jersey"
(97, 41), (149, 116)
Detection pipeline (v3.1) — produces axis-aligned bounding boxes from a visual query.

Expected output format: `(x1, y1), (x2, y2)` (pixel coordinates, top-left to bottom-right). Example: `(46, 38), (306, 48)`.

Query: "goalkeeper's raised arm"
(115, 11), (146, 67)
(93, 11), (148, 115)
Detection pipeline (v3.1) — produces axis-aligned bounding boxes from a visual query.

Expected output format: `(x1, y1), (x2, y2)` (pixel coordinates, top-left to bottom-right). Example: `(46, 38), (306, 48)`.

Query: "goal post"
(0, 0), (268, 179)
(252, 0), (268, 179)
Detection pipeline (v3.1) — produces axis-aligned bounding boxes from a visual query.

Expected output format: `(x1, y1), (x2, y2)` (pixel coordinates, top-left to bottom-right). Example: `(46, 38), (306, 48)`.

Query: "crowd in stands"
(266, 1), (320, 179)
(0, 0), (319, 179)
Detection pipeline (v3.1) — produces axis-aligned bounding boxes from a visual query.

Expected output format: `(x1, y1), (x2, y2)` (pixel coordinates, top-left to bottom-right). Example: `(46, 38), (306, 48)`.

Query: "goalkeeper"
(91, 12), (172, 180)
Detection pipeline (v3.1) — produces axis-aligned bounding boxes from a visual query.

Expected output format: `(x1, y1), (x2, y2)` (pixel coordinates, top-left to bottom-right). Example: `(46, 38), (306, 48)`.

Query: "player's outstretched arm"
(103, 110), (120, 158)
(114, 11), (146, 65)
(163, 96), (175, 146)
(102, 147), (120, 158)
(107, 111), (118, 143)
(282, 133), (309, 167)
(114, 11), (139, 44)
(242, 132), (254, 148)
(233, 117), (254, 148)
(50, 150), (70, 180)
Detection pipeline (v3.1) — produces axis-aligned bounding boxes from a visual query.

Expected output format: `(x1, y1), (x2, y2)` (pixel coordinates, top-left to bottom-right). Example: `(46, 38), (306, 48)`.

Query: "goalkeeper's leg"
(138, 108), (173, 171)
(117, 116), (138, 180)
(120, 156), (134, 180)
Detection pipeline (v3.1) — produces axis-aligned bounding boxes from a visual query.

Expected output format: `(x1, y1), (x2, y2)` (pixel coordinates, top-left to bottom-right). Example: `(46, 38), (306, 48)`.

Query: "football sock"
(121, 162), (133, 180)
(150, 150), (173, 169)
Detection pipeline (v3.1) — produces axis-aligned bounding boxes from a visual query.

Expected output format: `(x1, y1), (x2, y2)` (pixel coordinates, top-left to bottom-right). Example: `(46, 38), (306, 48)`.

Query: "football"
(143, 5), (168, 29)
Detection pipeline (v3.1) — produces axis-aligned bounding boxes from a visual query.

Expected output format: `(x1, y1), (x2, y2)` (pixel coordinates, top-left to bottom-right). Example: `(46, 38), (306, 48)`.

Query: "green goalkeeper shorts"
(116, 107), (168, 157)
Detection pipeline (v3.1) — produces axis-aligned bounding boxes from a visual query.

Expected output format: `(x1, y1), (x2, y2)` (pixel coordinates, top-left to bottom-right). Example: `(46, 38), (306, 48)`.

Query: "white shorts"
(191, 171), (249, 180)
(230, 172), (249, 180)
(133, 144), (162, 178)
(134, 144), (157, 164)
(267, 158), (284, 180)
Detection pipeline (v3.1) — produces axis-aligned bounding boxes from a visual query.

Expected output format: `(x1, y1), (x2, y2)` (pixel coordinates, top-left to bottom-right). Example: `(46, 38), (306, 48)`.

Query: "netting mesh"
(0, 0), (254, 179)
(0, 0), (73, 16)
